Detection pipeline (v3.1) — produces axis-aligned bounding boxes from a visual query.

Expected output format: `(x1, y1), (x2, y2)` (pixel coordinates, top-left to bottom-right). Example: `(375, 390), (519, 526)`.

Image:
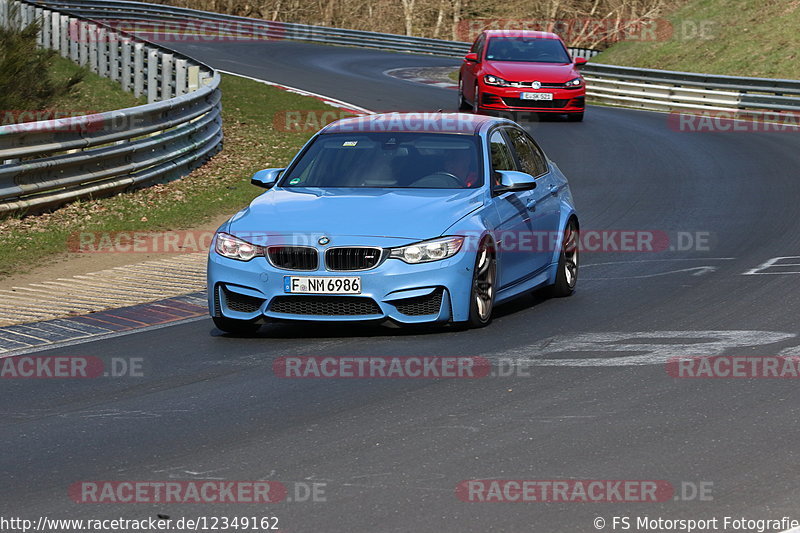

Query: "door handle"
(548, 184), (559, 196)
(526, 199), (537, 211)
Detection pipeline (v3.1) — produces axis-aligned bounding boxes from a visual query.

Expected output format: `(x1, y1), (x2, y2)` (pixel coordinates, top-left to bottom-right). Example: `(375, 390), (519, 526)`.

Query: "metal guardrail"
(580, 63), (800, 121)
(0, 0), (222, 214)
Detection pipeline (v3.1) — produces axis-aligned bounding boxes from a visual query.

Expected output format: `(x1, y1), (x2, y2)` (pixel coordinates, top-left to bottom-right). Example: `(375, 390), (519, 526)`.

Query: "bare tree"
(147, 0), (683, 47)
(400, 0), (415, 36)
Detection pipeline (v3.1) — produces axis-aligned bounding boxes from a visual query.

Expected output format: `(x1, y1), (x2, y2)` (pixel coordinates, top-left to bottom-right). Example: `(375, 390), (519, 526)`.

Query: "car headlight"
(214, 232), (262, 261)
(484, 75), (512, 87)
(389, 236), (465, 264)
(564, 77), (584, 87)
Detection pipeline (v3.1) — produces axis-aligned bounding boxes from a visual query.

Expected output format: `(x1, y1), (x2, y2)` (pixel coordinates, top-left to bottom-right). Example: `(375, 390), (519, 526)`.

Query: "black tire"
(213, 315), (261, 335)
(567, 112), (584, 122)
(546, 219), (579, 297)
(464, 239), (496, 328)
(458, 79), (471, 110)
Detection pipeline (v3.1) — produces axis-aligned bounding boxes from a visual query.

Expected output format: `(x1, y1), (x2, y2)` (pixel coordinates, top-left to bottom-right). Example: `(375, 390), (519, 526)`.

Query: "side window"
(506, 128), (548, 177)
(489, 130), (516, 187)
(472, 34), (485, 58)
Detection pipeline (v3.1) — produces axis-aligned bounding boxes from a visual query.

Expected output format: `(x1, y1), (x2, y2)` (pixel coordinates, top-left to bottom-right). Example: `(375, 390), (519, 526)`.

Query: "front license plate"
(284, 276), (361, 294)
(520, 92), (553, 101)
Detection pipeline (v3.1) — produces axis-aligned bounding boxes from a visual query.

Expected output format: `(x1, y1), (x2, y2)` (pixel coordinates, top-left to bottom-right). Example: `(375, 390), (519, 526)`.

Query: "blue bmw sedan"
(207, 113), (578, 333)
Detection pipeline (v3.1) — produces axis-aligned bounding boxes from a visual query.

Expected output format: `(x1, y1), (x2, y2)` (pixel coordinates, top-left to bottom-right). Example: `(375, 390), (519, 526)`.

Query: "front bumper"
(478, 85), (585, 114)
(207, 245), (476, 324)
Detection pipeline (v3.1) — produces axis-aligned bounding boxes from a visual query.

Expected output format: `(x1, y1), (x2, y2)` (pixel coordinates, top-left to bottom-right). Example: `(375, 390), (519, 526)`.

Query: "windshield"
(280, 132), (483, 189)
(485, 37), (571, 63)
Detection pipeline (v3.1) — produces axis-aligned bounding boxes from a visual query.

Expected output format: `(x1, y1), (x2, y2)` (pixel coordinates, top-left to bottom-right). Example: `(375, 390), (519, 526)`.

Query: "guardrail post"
(146, 47), (159, 103)
(161, 53), (174, 100)
(175, 58), (187, 96)
(59, 14), (68, 57)
(78, 21), (89, 66)
(88, 26), (99, 73)
(50, 11), (58, 49)
(133, 42), (144, 98)
(0, 0), (7, 30)
(35, 7), (44, 47)
(96, 28), (107, 77)
(69, 19), (79, 62)
(108, 33), (119, 81)
(121, 39), (132, 91)
(42, 8), (53, 49)
(187, 65), (200, 92)
(7, 0), (19, 28)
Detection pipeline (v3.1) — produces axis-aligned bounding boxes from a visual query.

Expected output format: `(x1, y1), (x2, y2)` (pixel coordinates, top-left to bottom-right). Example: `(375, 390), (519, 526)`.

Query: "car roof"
(482, 30), (561, 40)
(320, 112), (513, 135)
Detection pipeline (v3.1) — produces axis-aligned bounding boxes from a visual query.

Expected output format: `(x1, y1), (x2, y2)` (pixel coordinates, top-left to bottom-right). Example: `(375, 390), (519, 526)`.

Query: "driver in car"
(442, 154), (479, 188)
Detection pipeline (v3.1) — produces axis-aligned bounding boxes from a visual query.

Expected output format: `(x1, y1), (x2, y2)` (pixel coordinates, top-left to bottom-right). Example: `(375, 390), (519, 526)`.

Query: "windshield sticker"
(289, 177), (301, 185)
(342, 141), (358, 147)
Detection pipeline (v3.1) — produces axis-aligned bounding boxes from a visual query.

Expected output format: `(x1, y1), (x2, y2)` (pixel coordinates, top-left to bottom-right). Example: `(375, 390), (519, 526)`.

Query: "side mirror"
(464, 52), (479, 63)
(574, 57), (588, 66)
(496, 170), (537, 192)
(250, 168), (284, 189)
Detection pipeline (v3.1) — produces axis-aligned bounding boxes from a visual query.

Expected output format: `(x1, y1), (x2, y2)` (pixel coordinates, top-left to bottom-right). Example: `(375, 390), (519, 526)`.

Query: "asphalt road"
(3, 40), (800, 532)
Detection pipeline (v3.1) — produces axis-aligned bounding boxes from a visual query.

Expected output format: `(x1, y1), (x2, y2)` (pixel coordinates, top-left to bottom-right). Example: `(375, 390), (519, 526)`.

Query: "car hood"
(485, 61), (578, 83)
(227, 187), (485, 241)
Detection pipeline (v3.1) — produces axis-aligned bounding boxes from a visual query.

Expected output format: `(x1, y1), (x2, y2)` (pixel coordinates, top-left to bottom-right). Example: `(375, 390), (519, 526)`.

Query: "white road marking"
(743, 256), (800, 275)
(217, 70), (374, 115)
(582, 258), (735, 268)
(492, 331), (797, 367)
(779, 345), (800, 356)
(587, 265), (718, 280)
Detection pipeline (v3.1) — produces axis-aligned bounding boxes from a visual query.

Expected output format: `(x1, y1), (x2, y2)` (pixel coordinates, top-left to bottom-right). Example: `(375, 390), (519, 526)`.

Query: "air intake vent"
(325, 247), (383, 271)
(393, 289), (444, 316)
(267, 246), (318, 271)
(501, 97), (570, 109)
(222, 287), (264, 313)
(269, 296), (382, 316)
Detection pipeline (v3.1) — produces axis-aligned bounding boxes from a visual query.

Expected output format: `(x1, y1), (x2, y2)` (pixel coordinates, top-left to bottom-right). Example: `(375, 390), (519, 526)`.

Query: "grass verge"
(0, 73), (345, 279)
(594, 0), (800, 78)
(47, 55), (147, 112)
